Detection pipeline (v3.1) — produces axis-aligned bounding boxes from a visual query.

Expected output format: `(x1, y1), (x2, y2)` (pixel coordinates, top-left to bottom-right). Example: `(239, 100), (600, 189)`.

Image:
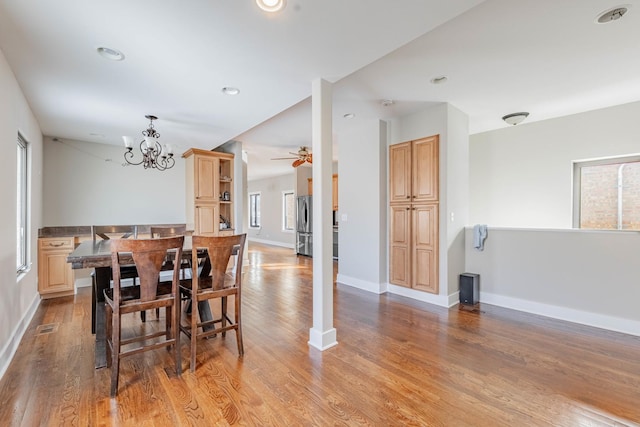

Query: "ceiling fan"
(271, 146), (313, 168)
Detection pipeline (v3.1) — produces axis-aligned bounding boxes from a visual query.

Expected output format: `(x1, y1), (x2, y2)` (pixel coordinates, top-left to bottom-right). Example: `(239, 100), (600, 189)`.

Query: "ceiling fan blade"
(292, 159), (305, 168)
(271, 157), (299, 160)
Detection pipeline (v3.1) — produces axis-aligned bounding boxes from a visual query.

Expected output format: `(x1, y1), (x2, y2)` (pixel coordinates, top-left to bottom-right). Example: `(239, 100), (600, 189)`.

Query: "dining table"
(67, 235), (213, 369)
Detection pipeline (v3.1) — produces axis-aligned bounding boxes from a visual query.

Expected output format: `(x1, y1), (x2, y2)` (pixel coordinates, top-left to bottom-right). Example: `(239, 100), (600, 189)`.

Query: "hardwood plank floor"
(1, 242), (640, 426)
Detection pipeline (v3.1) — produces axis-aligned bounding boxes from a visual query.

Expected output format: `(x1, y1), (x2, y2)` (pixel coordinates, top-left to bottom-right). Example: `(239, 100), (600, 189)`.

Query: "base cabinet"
(38, 237), (75, 298)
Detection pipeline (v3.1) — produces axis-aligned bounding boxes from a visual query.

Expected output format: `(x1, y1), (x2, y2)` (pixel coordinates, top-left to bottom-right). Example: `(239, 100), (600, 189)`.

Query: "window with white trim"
(249, 192), (261, 228)
(283, 190), (295, 231)
(573, 155), (640, 230)
(17, 134), (29, 274)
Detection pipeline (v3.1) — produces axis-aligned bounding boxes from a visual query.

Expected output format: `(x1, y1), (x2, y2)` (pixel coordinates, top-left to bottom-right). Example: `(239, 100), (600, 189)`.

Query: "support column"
(308, 78), (338, 350)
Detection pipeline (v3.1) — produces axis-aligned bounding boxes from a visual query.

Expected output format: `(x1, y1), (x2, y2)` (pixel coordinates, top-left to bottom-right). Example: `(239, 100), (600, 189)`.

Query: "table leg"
(94, 266), (111, 369)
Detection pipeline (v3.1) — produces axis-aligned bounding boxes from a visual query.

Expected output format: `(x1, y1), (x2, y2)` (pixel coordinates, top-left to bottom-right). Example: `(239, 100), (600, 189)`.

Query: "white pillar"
(308, 78), (338, 350)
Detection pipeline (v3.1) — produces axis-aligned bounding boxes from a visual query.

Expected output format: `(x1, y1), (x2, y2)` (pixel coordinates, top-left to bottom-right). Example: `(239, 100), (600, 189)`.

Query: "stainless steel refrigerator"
(296, 195), (312, 256)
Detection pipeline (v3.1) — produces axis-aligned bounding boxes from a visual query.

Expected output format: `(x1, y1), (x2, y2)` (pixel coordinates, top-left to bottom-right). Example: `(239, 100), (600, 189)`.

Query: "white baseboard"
(75, 277), (92, 288)
(336, 274), (387, 294)
(0, 293), (40, 380)
(248, 237), (294, 249)
(447, 291), (461, 308)
(480, 292), (640, 337)
(387, 284), (451, 307)
(308, 327), (338, 351)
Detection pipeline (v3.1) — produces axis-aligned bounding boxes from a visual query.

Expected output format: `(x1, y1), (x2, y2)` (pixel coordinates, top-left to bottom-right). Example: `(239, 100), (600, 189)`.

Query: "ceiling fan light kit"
(271, 146), (312, 168)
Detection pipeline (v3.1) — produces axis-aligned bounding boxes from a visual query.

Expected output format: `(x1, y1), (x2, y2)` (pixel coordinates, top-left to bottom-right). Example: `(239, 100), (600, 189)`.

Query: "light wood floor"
(2, 243), (640, 426)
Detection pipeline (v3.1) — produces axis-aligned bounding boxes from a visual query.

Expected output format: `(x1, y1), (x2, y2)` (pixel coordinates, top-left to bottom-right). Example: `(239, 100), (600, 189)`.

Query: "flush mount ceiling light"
(502, 112), (529, 126)
(596, 5), (630, 23)
(256, 0), (286, 12)
(222, 87), (240, 95)
(430, 76), (448, 85)
(96, 46), (125, 61)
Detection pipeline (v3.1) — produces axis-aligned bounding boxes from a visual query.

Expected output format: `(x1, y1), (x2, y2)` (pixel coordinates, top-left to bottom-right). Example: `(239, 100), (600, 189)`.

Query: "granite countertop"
(38, 224), (189, 238)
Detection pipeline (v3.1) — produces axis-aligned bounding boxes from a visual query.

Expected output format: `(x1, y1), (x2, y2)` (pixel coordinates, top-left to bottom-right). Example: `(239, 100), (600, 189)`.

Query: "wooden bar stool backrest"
(194, 235), (244, 291)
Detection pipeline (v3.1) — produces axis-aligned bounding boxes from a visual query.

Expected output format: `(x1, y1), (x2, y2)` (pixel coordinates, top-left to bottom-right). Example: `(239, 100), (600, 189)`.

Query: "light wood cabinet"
(38, 237), (75, 298)
(389, 205), (411, 287)
(389, 135), (439, 293)
(183, 148), (234, 236)
(332, 174), (338, 211)
(307, 174), (339, 210)
(412, 204), (439, 293)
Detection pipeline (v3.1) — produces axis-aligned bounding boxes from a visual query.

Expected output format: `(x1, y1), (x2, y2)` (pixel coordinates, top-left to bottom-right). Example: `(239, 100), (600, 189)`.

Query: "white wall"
(0, 48), (43, 378)
(388, 103), (470, 305)
(465, 227), (640, 336)
(247, 173), (296, 248)
(469, 101), (640, 228)
(43, 137), (185, 226)
(465, 101), (640, 335)
(336, 119), (387, 292)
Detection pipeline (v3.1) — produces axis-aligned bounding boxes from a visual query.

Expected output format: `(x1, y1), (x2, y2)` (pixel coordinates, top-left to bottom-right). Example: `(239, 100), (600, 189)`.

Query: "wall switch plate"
(341, 214), (348, 222)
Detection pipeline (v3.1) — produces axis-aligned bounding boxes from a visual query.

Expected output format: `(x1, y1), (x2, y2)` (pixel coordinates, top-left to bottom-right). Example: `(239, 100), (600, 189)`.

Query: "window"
(573, 156), (640, 230)
(283, 191), (295, 231)
(17, 134), (29, 274)
(249, 192), (261, 228)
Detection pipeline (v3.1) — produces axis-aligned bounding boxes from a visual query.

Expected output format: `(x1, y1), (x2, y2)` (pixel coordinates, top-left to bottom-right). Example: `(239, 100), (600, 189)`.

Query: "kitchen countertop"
(38, 224), (188, 238)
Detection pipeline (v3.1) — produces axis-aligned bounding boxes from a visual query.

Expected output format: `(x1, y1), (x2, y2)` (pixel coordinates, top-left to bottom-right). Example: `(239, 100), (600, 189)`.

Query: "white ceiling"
(1, 0), (639, 181)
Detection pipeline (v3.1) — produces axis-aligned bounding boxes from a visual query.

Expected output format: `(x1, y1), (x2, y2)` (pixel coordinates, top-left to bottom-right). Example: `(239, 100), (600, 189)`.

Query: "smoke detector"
(381, 99), (395, 107)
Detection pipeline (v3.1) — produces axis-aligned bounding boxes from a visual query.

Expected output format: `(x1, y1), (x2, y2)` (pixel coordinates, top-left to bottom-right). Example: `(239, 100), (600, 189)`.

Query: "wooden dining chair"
(179, 234), (246, 372)
(90, 225), (142, 331)
(104, 236), (184, 397)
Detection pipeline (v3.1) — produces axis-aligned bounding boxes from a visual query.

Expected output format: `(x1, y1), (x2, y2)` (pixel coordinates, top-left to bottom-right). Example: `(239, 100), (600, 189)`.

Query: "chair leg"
(173, 302), (181, 377)
(190, 298), (198, 372)
(165, 306), (171, 344)
(235, 294), (244, 356)
(140, 310), (146, 322)
(221, 297), (227, 338)
(110, 310), (121, 397)
(105, 303), (112, 368)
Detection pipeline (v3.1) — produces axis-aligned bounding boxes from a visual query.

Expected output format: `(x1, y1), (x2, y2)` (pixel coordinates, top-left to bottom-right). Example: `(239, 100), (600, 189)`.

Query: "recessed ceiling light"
(430, 76), (448, 84)
(343, 113), (355, 119)
(96, 46), (125, 61)
(256, 0), (286, 12)
(502, 112), (529, 126)
(222, 87), (240, 95)
(381, 99), (395, 107)
(596, 5), (630, 23)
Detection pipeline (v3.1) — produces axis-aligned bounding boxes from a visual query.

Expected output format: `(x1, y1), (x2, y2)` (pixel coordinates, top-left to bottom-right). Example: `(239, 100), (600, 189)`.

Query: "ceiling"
(1, 0), (639, 181)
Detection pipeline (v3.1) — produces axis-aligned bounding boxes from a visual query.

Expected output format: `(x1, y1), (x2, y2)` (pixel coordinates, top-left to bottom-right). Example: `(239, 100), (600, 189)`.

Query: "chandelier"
(122, 115), (175, 170)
